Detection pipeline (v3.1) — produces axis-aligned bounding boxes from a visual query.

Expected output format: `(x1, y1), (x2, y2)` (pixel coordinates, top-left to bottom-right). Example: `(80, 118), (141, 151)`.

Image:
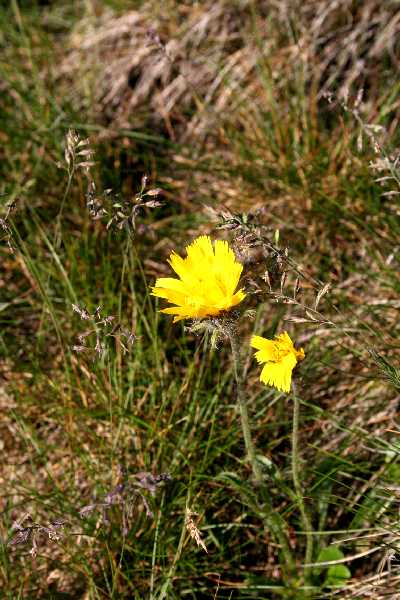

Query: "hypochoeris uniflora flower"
(151, 235), (246, 322)
(251, 331), (305, 393)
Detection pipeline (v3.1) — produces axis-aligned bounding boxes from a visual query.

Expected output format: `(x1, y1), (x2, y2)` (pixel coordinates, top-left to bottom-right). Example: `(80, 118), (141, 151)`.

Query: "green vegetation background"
(1, 1), (400, 598)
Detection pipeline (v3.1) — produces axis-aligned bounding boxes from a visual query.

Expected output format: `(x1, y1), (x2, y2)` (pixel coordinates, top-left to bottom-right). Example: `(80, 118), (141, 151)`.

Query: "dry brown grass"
(62, 0), (400, 135)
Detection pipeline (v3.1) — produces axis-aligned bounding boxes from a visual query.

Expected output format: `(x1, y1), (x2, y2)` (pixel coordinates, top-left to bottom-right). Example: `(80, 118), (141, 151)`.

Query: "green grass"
(1, 1), (400, 599)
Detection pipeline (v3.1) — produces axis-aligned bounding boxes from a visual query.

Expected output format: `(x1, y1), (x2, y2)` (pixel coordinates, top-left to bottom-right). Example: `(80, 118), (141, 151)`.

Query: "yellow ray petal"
(151, 235), (246, 322)
(250, 335), (277, 361)
(251, 331), (305, 392)
(260, 352), (297, 393)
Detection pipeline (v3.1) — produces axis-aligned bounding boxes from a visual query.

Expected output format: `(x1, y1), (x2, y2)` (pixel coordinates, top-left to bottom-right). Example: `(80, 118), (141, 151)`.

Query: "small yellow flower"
(151, 235), (246, 322)
(251, 331), (305, 393)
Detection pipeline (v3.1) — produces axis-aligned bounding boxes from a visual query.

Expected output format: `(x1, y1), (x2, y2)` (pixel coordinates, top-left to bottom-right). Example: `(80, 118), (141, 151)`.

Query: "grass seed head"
(185, 508), (208, 554)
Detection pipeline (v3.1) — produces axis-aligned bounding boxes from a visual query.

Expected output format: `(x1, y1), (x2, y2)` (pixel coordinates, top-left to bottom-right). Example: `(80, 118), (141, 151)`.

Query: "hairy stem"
(292, 382), (313, 588)
(229, 329), (263, 483)
(228, 328), (295, 579)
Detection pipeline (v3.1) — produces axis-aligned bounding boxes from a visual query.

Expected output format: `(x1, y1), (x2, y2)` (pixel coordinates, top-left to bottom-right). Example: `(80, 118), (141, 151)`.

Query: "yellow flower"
(251, 331), (305, 393)
(151, 235), (246, 322)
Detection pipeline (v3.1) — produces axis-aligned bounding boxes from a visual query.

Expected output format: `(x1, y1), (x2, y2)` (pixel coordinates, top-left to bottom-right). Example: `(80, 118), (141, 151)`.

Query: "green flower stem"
(292, 382), (314, 588)
(228, 329), (295, 579)
(229, 329), (263, 483)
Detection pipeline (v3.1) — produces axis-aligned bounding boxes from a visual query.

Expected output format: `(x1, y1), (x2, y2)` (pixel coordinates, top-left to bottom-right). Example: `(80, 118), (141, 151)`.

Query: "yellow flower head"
(251, 331), (305, 393)
(151, 235), (246, 322)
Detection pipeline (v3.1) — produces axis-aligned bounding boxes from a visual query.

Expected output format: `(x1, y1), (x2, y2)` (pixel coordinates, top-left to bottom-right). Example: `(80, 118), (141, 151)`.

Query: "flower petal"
(250, 335), (277, 360)
(151, 235), (246, 322)
(259, 352), (297, 392)
(251, 331), (305, 392)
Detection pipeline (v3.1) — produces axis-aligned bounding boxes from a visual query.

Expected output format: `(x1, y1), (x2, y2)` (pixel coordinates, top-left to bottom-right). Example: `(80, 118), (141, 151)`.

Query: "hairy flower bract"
(251, 331), (305, 393)
(151, 235), (246, 322)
